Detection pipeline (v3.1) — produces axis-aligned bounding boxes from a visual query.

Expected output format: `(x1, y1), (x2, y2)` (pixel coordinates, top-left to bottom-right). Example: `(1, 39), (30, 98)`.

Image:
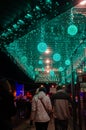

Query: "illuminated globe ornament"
(65, 59), (71, 65)
(59, 67), (64, 72)
(21, 56), (27, 63)
(49, 70), (55, 76)
(33, 75), (35, 79)
(35, 71), (39, 75)
(41, 67), (45, 72)
(67, 24), (78, 36)
(29, 65), (33, 70)
(38, 60), (43, 65)
(37, 42), (47, 53)
(53, 53), (61, 61)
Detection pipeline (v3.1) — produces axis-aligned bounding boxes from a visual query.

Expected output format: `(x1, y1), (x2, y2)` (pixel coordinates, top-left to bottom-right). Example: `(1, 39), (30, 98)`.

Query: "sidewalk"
(13, 119), (54, 130)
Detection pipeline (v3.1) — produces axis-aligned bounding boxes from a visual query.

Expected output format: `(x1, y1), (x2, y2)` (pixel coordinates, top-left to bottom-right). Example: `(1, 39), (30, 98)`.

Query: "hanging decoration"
(67, 24), (78, 36)
(49, 70), (55, 76)
(38, 59), (43, 64)
(37, 42), (47, 52)
(65, 59), (71, 65)
(53, 53), (61, 61)
(20, 56), (27, 63)
(41, 67), (45, 71)
(58, 67), (64, 72)
(67, 8), (78, 36)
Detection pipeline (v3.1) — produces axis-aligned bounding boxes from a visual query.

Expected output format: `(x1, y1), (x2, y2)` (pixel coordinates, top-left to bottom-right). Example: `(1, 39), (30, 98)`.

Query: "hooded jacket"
(31, 91), (52, 122)
(52, 89), (71, 120)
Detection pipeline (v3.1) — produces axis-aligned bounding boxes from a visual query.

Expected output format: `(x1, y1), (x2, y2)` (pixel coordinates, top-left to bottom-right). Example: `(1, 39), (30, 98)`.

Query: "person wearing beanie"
(30, 86), (52, 130)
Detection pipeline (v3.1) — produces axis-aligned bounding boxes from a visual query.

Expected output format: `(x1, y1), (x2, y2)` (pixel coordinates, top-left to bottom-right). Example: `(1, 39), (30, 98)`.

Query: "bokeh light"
(65, 59), (71, 65)
(53, 53), (61, 61)
(49, 70), (55, 76)
(42, 67), (45, 71)
(37, 42), (47, 53)
(67, 24), (78, 36)
(38, 60), (43, 65)
(21, 56), (27, 63)
(59, 67), (64, 72)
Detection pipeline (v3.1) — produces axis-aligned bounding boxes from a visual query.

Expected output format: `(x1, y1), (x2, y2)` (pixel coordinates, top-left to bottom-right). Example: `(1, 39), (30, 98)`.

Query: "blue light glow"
(15, 82), (24, 96)
(21, 56), (27, 63)
(49, 70), (55, 76)
(38, 60), (43, 64)
(67, 24), (78, 36)
(59, 67), (64, 72)
(29, 65), (33, 70)
(53, 53), (61, 61)
(42, 67), (45, 71)
(35, 71), (39, 75)
(37, 42), (47, 53)
(65, 59), (71, 65)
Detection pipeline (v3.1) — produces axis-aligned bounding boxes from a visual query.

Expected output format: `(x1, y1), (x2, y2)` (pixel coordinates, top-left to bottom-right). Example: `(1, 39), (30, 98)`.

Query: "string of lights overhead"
(0, 0), (86, 84)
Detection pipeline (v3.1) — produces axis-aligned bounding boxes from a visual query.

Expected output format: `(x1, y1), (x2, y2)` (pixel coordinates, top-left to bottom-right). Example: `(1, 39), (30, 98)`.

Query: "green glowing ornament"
(53, 53), (61, 61)
(59, 67), (64, 72)
(49, 70), (55, 76)
(67, 80), (71, 83)
(38, 60), (43, 65)
(13, 24), (19, 29)
(41, 67), (45, 71)
(67, 24), (78, 36)
(35, 71), (39, 75)
(21, 56), (27, 63)
(37, 42), (47, 53)
(46, 0), (51, 3)
(65, 59), (71, 65)
(33, 75), (35, 79)
(29, 65), (33, 70)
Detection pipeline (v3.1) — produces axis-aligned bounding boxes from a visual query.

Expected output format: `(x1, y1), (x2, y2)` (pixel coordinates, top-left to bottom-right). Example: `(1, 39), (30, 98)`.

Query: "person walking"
(30, 87), (52, 130)
(51, 85), (72, 130)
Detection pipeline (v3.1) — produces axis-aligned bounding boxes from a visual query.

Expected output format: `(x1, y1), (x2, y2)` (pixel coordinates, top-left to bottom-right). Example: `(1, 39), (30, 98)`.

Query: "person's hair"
(39, 87), (47, 94)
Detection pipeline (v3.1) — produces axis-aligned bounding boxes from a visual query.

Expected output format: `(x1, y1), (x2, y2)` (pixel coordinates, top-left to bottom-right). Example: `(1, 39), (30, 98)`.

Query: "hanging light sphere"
(59, 67), (64, 72)
(49, 70), (55, 76)
(29, 65), (33, 70)
(38, 60), (43, 65)
(37, 42), (47, 53)
(41, 67), (45, 71)
(21, 56), (27, 63)
(35, 71), (39, 75)
(65, 59), (71, 65)
(67, 24), (78, 36)
(53, 53), (61, 61)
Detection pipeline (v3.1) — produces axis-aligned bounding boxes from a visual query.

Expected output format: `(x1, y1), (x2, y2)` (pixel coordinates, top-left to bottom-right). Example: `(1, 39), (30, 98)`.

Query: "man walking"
(51, 85), (72, 130)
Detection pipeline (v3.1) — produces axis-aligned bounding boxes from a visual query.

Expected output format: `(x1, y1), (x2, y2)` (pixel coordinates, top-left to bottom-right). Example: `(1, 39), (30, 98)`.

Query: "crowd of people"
(0, 78), (72, 130)
(30, 85), (72, 130)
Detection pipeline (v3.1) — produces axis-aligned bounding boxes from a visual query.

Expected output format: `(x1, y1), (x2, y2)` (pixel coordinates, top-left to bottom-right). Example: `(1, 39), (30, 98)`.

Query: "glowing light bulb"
(45, 49), (51, 54)
(80, 0), (86, 5)
(46, 70), (50, 73)
(46, 65), (50, 69)
(45, 59), (50, 64)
